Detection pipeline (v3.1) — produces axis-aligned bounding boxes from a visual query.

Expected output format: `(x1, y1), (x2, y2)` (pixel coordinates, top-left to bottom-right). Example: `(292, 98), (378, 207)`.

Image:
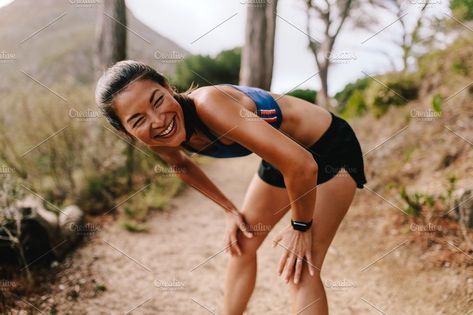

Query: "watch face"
(291, 219), (312, 231)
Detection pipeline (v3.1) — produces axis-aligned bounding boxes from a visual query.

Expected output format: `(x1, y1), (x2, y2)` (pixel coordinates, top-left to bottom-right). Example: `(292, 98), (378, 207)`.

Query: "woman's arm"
(150, 145), (254, 255)
(149, 146), (239, 215)
(193, 88), (318, 223)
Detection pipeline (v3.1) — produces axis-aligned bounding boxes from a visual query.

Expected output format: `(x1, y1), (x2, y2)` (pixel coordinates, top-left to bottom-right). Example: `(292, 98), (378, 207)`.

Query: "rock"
(0, 195), (85, 265)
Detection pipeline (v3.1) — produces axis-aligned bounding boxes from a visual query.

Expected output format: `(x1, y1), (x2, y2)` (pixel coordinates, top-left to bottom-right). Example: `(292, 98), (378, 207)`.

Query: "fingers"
(277, 248), (289, 276)
(283, 252), (296, 283)
(306, 249), (315, 276)
(238, 222), (254, 239)
(293, 256), (303, 284)
(236, 215), (254, 239)
(224, 230), (240, 256)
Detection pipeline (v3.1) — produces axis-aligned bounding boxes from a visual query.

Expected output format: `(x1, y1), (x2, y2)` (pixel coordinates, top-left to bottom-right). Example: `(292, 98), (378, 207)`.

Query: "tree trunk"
(316, 62), (330, 107)
(95, 0), (127, 76)
(305, 0), (352, 108)
(240, 0), (278, 90)
(95, 0), (135, 190)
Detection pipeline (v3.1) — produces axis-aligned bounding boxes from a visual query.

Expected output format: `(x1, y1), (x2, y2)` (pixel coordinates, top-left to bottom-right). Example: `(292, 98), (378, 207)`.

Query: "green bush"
(417, 37), (473, 81)
(451, 0), (473, 21)
(335, 77), (371, 112)
(399, 186), (434, 217)
(365, 74), (419, 117)
(397, 175), (457, 217)
(335, 74), (418, 118)
(77, 172), (121, 215)
(452, 57), (470, 76)
(340, 90), (367, 119)
(171, 47), (241, 91)
(286, 89), (317, 103)
(432, 93), (443, 113)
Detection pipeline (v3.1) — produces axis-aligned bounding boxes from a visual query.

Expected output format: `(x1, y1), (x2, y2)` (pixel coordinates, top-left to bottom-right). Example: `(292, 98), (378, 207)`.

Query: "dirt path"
(46, 154), (472, 315)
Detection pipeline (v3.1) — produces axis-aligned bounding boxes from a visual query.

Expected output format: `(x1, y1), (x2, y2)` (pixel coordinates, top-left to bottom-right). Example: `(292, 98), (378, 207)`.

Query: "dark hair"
(95, 60), (201, 143)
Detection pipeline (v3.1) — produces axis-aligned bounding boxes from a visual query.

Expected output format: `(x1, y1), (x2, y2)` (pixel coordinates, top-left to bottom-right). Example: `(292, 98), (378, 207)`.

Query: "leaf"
(432, 94), (443, 113)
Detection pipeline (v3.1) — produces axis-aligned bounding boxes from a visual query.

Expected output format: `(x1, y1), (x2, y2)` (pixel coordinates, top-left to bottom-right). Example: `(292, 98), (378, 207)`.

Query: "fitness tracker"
(291, 219), (313, 232)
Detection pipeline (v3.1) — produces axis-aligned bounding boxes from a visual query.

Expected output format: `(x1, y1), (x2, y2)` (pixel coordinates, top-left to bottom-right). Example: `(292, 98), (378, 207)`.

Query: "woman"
(95, 60), (367, 315)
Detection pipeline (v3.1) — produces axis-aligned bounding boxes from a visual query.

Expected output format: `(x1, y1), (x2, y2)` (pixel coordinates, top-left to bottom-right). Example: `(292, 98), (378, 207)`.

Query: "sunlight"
(0, 0), (13, 8)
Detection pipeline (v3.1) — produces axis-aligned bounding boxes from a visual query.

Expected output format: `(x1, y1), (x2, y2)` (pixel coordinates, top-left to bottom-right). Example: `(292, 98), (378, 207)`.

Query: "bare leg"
(287, 168), (357, 315)
(223, 174), (290, 315)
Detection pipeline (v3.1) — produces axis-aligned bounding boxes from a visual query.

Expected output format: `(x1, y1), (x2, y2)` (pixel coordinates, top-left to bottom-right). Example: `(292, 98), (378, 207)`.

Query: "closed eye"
(133, 116), (145, 128)
(153, 95), (164, 109)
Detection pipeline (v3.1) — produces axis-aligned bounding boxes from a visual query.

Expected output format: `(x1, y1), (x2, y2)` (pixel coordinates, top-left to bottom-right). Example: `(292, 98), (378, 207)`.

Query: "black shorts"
(257, 112), (367, 189)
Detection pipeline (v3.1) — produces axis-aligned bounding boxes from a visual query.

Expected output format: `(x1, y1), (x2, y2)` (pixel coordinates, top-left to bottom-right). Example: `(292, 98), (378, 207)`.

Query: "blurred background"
(0, 0), (472, 313)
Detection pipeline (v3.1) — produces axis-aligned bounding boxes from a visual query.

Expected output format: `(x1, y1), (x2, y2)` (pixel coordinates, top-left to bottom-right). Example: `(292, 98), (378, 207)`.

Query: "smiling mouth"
(154, 116), (176, 139)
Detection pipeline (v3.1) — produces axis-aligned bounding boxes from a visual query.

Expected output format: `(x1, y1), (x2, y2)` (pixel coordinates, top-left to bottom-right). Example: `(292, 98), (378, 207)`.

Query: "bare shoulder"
(189, 85), (243, 111)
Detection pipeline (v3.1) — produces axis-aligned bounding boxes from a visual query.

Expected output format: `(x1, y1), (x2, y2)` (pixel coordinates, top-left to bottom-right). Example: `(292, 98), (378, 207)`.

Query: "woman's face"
(113, 79), (186, 147)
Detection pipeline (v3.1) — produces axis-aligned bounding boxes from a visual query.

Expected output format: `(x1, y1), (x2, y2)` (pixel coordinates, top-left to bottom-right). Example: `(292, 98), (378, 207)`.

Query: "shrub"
(171, 47), (241, 91)
(397, 175), (458, 217)
(335, 77), (371, 113)
(365, 74), (419, 117)
(340, 90), (367, 119)
(286, 89), (317, 103)
(451, 0), (473, 21)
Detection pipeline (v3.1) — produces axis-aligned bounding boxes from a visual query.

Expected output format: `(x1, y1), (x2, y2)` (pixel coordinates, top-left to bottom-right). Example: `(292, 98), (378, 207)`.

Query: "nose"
(150, 112), (166, 130)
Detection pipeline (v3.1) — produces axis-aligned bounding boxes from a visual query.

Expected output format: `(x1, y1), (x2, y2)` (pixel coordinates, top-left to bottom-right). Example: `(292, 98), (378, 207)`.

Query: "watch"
(291, 219), (313, 232)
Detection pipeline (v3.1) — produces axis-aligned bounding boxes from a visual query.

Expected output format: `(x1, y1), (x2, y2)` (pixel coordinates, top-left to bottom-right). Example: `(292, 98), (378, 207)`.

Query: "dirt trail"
(48, 154), (472, 315)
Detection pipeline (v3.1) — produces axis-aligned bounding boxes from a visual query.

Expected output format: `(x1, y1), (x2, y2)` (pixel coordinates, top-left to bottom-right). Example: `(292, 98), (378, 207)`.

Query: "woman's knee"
(287, 266), (323, 290)
(235, 230), (267, 257)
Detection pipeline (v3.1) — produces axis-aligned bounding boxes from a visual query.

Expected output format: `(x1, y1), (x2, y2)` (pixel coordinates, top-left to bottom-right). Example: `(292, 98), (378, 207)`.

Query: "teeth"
(158, 117), (174, 136)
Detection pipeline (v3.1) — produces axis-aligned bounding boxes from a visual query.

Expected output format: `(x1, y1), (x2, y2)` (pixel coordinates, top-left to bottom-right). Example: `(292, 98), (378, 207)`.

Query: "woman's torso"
(181, 84), (333, 156)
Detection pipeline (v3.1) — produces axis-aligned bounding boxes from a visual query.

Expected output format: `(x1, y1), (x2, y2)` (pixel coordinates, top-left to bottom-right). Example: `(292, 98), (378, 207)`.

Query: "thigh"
(237, 173), (291, 255)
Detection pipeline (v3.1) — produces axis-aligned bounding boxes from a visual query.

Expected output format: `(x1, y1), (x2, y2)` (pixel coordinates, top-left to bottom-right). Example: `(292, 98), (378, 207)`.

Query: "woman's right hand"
(224, 210), (254, 256)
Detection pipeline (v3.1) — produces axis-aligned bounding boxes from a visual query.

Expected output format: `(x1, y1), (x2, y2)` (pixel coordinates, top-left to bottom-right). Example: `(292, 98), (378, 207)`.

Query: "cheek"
(132, 126), (151, 142)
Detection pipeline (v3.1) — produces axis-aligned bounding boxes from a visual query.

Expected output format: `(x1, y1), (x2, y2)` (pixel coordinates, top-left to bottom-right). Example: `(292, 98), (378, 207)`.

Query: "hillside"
(349, 37), (473, 269)
(0, 0), (189, 89)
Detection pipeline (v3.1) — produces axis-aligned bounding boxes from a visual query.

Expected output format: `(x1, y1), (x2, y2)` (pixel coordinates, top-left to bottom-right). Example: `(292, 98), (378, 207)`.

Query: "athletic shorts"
(257, 112), (367, 189)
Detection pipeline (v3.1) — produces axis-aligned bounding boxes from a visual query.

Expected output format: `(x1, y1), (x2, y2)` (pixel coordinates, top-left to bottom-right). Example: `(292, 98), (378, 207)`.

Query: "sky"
(126, 0), (449, 94)
(1, 0), (451, 94)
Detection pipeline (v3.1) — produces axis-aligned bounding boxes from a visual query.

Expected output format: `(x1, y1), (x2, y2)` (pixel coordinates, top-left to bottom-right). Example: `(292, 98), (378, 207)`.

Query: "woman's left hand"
(272, 224), (315, 284)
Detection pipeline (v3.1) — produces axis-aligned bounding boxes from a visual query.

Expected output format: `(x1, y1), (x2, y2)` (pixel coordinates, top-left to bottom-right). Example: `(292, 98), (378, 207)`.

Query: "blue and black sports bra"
(180, 84), (283, 158)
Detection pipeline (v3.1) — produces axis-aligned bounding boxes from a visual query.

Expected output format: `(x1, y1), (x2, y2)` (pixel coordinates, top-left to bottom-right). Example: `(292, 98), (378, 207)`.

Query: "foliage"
(399, 186), (434, 217)
(452, 56), (470, 76)
(397, 175), (458, 217)
(335, 73), (418, 118)
(364, 74), (419, 117)
(286, 89), (317, 103)
(339, 90), (367, 119)
(121, 220), (149, 233)
(432, 93), (443, 113)
(451, 0), (473, 21)
(335, 77), (371, 111)
(171, 47), (241, 91)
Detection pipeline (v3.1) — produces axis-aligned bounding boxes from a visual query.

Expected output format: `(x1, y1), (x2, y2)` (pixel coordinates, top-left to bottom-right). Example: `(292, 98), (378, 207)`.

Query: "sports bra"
(180, 84), (283, 158)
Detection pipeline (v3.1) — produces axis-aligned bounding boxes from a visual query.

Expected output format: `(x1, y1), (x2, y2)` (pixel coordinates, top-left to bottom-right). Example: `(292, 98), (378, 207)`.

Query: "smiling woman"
(94, 60), (203, 147)
(95, 60), (367, 315)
